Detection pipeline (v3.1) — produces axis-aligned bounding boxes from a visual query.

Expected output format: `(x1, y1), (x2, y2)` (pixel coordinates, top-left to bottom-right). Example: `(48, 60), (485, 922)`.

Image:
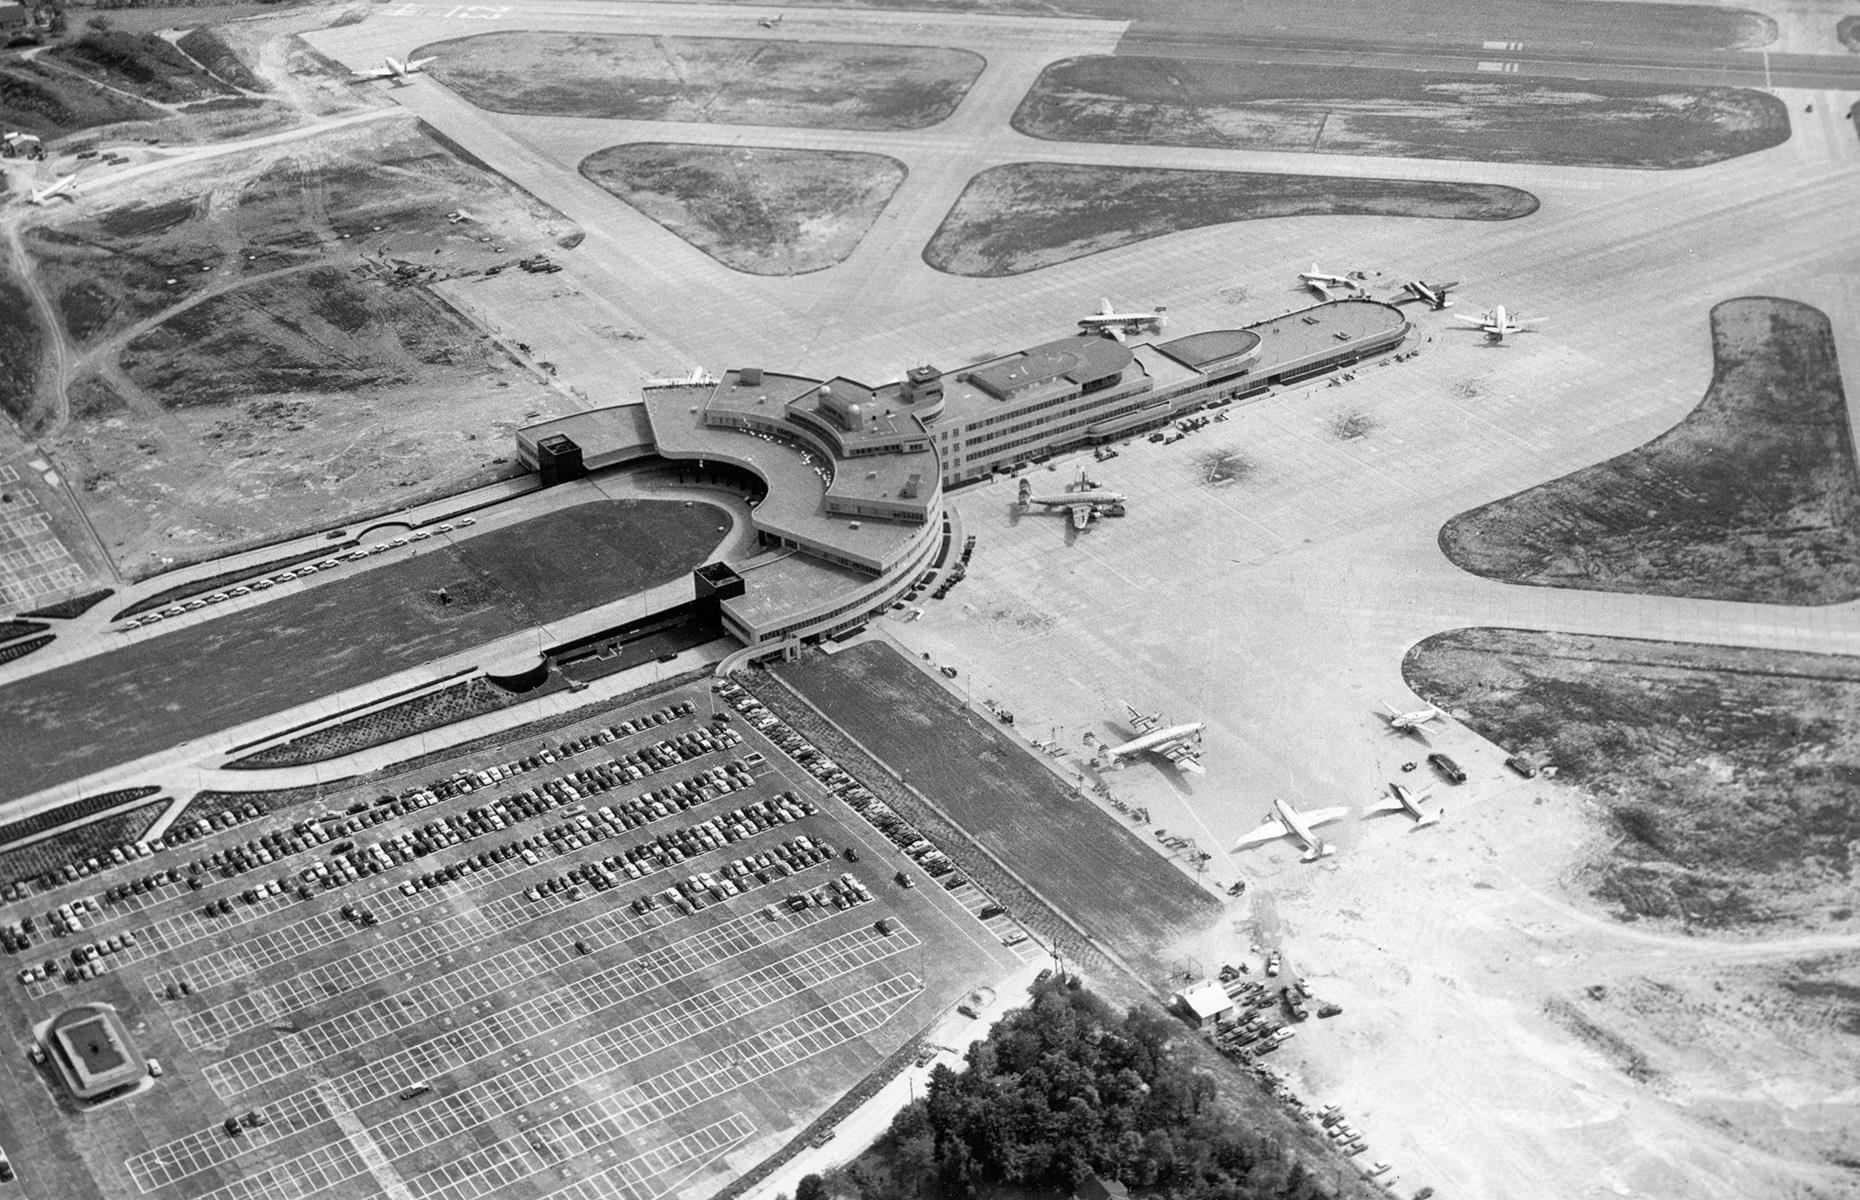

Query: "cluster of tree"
(863, 978), (1339, 1200)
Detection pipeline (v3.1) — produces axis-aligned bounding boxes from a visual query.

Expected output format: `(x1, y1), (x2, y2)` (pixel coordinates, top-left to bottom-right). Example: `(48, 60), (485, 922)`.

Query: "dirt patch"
(1013, 58), (1790, 169)
(1328, 409), (1376, 441)
(24, 116), (582, 575)
(924, 161), (1537, 276)
(1403, 628), (1860, 931)
(415, 31), (983, 131)
(774, 640), (1220, 977)
(1440, 298), (1860, 605)
(1841, 16), (1860, 52)
(580, 143), (905, 275)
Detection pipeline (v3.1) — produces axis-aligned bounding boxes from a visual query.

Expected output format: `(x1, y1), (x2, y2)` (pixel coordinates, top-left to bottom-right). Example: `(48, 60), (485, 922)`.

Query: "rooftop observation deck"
(643, 387), (932, 575)
(515, 404), (655, 468)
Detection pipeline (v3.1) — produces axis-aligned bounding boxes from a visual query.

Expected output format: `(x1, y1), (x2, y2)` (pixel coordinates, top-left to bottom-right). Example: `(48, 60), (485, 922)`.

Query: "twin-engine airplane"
(1098, 702), (1204, 774)
(1456, 304), (1545, 342)
(1298, 263), (1364, 301)
(1079, 299), (1166, 341)
(1234, 796), (1348, 861)
(24, 175), (77, 206)
(1397, 279), (1458, 309)
(1382, 700), (1442, 734)
(1367, 781), (1442, 828)
(354, 55), (437, 83)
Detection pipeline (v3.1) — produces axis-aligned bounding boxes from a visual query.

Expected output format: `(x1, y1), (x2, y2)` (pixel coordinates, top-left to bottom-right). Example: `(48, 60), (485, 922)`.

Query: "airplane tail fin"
(1302, 841), (1335, 862)
(1017, 478), (1031, 507)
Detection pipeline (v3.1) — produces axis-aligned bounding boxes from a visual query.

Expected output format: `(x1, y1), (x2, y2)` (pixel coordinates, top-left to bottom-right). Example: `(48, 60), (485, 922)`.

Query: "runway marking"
(1481, 40), (1523, 52)
(1476, 61), (1520, 73)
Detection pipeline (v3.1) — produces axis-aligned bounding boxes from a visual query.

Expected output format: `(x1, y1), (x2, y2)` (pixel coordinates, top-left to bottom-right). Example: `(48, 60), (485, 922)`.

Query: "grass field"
(1439, 298), (1860, 604)
(0, 276), (45, 430)
(1014, 57), (1790, 168)
(0, 499), (727, 801)
(581, 143), (907, 275)
(0, 682), (1006, 1200)
(774, 641), (1219, 975)
(46, 31), (236, 105)
(0, 57), (162, 138)
(416, 32), (984, 130)
(1404, 628), (1860, 930)
(225, 675), (547, 769)
(0, 799), (168, 890)
(924, 162), (1538, 276)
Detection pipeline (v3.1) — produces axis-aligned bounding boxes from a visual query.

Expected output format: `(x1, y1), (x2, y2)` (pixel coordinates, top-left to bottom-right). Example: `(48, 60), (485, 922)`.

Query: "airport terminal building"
(518, 298), (1409, 647)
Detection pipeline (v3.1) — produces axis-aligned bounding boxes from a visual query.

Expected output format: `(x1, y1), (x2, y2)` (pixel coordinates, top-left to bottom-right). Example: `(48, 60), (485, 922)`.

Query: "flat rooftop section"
(723, 551), (874, 629)
(706, 370), (821, 414)
(518, 404), (653, 461)
(1129, 343), (1202, 391)
(1249, 297), (1410, 371)
(968, 334), (1130, 399)
(644, 394), (923, 570)
(939, 335), (1143, 428)
(49, 1004), (141, 1098)
(1156, 328), (1263, 372)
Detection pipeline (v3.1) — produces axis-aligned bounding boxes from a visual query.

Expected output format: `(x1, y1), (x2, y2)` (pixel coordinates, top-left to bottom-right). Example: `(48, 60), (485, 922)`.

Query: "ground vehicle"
(894, 870), (914, 888)
(147, 1057), (163, 1077)
(1505, 754), (1538, 778)
(1426, 752), (1467, 784)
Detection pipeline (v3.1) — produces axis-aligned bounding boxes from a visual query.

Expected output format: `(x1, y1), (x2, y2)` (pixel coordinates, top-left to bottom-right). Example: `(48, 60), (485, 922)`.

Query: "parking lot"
(0, 679), (1025, 1200)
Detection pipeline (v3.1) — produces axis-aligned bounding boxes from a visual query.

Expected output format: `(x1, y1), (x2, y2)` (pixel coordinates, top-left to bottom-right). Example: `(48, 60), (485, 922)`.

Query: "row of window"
(958, 380), (1153, 455)
(739, 518), (942, 644)
(963, 364), (1142, 433)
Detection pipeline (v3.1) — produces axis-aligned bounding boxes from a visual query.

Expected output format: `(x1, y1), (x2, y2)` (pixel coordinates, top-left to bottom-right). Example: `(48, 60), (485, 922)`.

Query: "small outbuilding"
(43, 1002), (146, 1102)
(0, 4), (29, 29)
(1171, 979), (1234, 1029)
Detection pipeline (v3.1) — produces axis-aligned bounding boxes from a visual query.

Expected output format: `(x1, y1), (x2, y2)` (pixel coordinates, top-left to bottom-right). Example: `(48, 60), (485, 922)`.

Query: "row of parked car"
(15, 716), (743, 988)
(717, 679), (965, 885)
(118, 520), (479, 632)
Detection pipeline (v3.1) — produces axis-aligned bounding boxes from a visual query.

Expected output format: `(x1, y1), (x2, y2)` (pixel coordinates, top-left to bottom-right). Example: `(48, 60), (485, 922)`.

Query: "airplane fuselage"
(1108, 721), (1203, 759)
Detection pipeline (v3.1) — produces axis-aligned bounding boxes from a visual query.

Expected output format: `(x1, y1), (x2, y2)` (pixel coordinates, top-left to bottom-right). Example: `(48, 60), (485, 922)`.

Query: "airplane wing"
(1306, 280), (1335, 301)
(1163, 745), (1206, 775)
(1301, 806), (1349, 828)
(1234, 820), (1290, 849)
(353, 65), (397, 79)
(1452, 312), (1491, 328)
(1068, 505), (1094, 530)
(406, 57), (437, 70)
(1367, 796), (1406, 814)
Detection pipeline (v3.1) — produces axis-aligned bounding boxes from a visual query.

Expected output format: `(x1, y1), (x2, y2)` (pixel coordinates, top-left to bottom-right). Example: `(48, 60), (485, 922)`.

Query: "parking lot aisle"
(537, 1113), (758, 1200)
(316, 1080), (418, 1200)
(134, 903), (869, 1187)
(172, 776), (794, 1040)
(29, 733), (746, 1002)
(202, 855), (850, 1099)
(395, 977), (921, 1200)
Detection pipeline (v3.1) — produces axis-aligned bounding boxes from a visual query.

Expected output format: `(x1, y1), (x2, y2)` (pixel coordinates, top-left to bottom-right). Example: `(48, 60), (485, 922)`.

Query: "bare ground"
(924, 162), (1538, 276)
(1439, 298), (1860, 605)
(580, 143), (905, 275)
(1013, 57), (1791, 169)
(415, 32), (985, 131)
(1403, 627), (1860, 932)
(22, 116), (582, 577)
